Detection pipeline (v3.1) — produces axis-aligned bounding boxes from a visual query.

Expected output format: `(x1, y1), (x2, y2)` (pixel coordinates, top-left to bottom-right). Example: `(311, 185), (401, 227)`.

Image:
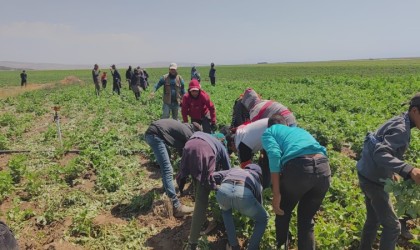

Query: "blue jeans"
(216, 183), (268, 250)
(358, 174), (400, 250)
(144, 133), (180, 208)
(162, 102), (179, 120)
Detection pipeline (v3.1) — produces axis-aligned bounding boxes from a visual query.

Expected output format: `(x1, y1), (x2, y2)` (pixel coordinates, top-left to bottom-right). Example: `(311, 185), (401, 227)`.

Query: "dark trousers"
(113, 80), (120, 95)
(276, 156), (331, 250)
(192, 115), (212, 134)
(210, 77), (216, 86)
(358, 174), (400, 250)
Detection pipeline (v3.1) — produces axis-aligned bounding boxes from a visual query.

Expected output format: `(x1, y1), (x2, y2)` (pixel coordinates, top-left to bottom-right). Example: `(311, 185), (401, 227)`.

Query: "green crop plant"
(8, 154), (27, 184)
(0, 170), (14, 202)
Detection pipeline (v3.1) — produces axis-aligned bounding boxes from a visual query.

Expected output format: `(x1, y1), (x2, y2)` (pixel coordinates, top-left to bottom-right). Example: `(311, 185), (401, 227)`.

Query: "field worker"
(125, 65), (133, 90)
(191, 66), (201, 82)
(151, 63), (185, 120)
(176, 131), (231, 250)
(92, 64), (101, 96)
(144, 119), (202, 217)
(241, 88), (297, 126)
(142, 68), (149, 87)
(209, 62), (216, 86)
(262, 114), (331, 249)
(0, 221), (18, 250)
(212, 164), (268, 250)
(356, 93), (420, 249)
(20, 70), (27, 87)
(130, 68), (142, 100)
(110, 64), (121, 95)
(230, 94), (250, 129)
(101, 72), (107, 89)
(137, 67), (148, 90)
(181, 79), (217, 133)
(225, 118), (271, 187)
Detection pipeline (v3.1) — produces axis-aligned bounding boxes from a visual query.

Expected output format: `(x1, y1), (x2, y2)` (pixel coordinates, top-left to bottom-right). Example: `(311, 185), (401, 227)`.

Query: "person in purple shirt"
(212, 164), (268, 250)
(176, 131), (231, 250)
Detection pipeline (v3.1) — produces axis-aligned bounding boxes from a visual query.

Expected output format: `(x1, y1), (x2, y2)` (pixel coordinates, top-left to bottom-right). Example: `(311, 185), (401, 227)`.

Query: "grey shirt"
(357, 112), (414, 185)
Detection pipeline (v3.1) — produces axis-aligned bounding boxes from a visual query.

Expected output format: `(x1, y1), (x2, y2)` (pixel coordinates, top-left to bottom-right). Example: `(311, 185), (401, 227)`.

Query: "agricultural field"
(0, 59), (420, 249)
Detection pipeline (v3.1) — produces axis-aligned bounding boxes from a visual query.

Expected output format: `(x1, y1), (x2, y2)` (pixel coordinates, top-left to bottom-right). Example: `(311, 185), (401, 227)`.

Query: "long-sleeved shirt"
(181, 90), (216, 124)
(154, 74), (186, 102)
(235, 118), (268, 154)
(177, 132), (231, 189)
(212, 166), (263, 204)
(261, 124), (327, 173)
(357, 112), (414, 185)
(145, 119), (196, 149)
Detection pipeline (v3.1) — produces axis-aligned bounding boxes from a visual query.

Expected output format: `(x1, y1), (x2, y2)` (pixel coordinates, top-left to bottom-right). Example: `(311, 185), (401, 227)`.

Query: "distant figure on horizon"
(101, 72), (107, 89)
(209, 62), (216, 86)
(92, 64), (101, 96)
(191, 66), (201, 82)
(110, 64), (121, 95)
(126, 65), (133, 90)
(20, 70), (27, 87)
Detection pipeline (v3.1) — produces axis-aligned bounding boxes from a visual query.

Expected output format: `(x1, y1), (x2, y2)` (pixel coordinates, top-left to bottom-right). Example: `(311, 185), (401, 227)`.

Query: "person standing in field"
(262, 114), (331, 249)
(181, 79), (217, 133)
(110, 64), (121, 95)
(130, 68), (142, 100)
(151, 63), (185, 120)
(356, 93), (420, 250)
(176, 131), (231, 250)
(241, 88), (297, 126)
(212, 164), (268, 250)
(144, 119), (202, 217)
(191, 66), (201, 82)
(125, 65), (133, 90)
(143, 68), (149, 87)
(101, 71), (107, 89)
(20, 70), (27, 87)
(92, 64), (101, 96)
(209, 62), (216, 86)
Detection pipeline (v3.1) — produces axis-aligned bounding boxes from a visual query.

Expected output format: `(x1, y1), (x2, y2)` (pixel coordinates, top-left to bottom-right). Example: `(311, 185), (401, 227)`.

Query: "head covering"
(191, 66), (196, 72)
(211, 62), (214, 67)
(111, 64), (116, 68)
(169, 63), (177, 70)
(409, 93), (420, 107)
(211, 132), (227, 147)
(241, 88), (261, 110)
(189, 79), (201, 91)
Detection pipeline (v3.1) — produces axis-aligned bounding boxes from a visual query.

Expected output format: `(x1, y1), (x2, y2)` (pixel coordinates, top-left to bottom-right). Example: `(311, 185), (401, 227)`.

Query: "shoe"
(173, 204), (194, 218)
(400, 220), (415, 240)
(184, 243), (198, 250)
(226, 243), (240, 250)
(200, 220), (217, 235)
(401, 228), (415, 240)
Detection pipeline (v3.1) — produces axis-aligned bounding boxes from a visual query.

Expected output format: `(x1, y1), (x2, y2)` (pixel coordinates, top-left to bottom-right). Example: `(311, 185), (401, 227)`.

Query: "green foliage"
(0, 133), (8, 149)
(96, 167), (123, 193)
(69, 208), (98, 238)
(1, 60), (420, 248)
(384, 178), (420, 218)
(8, 154), (27, 183)
(0, 170), (13, 201)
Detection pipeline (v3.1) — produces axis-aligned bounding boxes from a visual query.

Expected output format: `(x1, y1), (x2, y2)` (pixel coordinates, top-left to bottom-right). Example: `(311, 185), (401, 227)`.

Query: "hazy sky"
(1, 0), (420, 66)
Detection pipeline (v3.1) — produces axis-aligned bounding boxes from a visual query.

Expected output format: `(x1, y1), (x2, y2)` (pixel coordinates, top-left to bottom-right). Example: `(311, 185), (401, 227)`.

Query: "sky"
(1, 0), (420, 66)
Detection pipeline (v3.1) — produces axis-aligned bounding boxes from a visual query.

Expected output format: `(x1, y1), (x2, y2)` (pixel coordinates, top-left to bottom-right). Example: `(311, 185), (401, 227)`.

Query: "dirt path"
(0, 76), (83, 99)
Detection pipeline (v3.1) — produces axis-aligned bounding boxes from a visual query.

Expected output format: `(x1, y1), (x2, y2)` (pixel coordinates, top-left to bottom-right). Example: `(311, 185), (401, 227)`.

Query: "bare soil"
(0, 76), (83, 99)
